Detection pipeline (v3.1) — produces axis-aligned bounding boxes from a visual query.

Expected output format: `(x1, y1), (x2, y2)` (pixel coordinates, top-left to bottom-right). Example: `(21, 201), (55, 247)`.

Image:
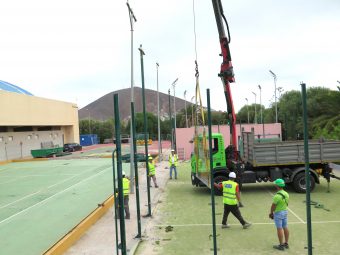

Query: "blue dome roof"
(0, 80), (33, 96)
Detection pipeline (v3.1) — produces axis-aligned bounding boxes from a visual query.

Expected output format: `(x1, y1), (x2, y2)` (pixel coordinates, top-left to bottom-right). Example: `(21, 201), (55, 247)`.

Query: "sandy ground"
(64, 152), (172, 255)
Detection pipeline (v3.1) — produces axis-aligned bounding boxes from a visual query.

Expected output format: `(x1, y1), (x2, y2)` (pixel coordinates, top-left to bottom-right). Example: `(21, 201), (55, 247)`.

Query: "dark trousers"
(116, 196), (130, 219)
(124, 196), (130, 218)
(222, 204), (246, 225)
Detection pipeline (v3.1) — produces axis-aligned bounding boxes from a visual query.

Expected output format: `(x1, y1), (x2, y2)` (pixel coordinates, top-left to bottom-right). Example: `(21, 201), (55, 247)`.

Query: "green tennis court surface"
(0, 158), (125, 255)
(136, 163), (340, 255)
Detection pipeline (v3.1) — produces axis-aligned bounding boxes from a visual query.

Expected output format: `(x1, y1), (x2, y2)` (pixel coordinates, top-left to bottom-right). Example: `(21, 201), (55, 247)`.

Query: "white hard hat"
(229, 172), (236, 178)
(122, 171), (126, 176)
(171, 149), (175, 152)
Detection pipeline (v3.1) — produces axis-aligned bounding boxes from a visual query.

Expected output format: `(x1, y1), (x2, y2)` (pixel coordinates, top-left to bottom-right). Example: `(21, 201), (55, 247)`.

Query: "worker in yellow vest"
(169, 149), (178, 180)
(148, 156), (159, 188)
(122, 171), (130, 219)
(214, 172), (251, 229)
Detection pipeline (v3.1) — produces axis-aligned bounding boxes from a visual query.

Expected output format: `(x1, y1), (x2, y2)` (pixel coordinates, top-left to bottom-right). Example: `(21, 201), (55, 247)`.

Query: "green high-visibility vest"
(148, 162), (156, 176)
(123, 177), (130, 196)
(222, 180), (237, 205)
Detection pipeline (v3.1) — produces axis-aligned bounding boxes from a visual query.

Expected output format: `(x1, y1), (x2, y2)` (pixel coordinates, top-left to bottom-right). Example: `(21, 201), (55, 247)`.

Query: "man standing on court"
(169, 149), (178, 179)
(214, 172), (251, 229)
(122, 171), (130, 219)
(148, 156), (158, 188)
(269, 178), (289, 250)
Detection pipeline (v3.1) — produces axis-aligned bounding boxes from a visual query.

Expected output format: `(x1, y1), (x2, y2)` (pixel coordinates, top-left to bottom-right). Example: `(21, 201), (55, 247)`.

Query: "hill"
(78, 87), (191, 121)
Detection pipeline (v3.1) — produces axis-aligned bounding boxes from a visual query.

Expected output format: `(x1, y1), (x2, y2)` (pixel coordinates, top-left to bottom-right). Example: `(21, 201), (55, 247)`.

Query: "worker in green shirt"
(269, 178), (289, 250)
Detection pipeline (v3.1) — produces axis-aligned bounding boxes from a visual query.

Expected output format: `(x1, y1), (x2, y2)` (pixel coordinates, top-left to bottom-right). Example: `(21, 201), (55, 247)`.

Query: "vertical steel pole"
(301, 83), (312, 255)
(207, 89), (217, 255)
(131, 102), (142, 237)
(269, 70), (278, 123)
(252, 92), (257, 124)
(258, 85), (265, 138)
(168, 89), (173, 149)
(127, 1), (137, 194)
(111, 149), (119, 255)
(156, 63), (161, 161)
(139, 45), (152, 217)
(114, 94), (127, 255)
(245, 98), (249, 124)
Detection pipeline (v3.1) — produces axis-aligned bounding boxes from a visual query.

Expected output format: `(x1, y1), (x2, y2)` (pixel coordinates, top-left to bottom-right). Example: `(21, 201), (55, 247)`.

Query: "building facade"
(0, 83), (79, 161)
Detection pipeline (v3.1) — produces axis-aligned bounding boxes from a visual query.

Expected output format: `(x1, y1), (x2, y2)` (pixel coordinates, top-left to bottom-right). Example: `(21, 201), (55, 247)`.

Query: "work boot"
(273, 244), (285, 251)
(155, 185), (159, 188)
(125, 215), (130, 220)
(283, 243), (289, 249)
(221, 224), (230, 229)
(243, 222), (252, 229)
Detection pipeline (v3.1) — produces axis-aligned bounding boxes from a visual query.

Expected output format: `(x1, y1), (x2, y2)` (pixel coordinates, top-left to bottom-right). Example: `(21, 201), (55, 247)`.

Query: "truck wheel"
(213, 175), (228, 196)
(293, 172), (315, 193)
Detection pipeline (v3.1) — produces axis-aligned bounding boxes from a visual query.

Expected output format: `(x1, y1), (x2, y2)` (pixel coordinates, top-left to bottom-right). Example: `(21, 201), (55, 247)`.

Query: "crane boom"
(211, 0), (237, 152)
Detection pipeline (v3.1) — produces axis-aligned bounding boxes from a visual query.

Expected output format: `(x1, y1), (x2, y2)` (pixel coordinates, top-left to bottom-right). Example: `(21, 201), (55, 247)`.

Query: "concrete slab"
(64, 153), (173, 255)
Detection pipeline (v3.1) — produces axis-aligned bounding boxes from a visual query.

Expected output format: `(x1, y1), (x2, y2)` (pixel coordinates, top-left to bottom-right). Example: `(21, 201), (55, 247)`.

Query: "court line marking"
(0, 165), (110, 210)
(155, 220), (340, 227)
(266, 189), (305, 224)
(0, 167), (109, 226)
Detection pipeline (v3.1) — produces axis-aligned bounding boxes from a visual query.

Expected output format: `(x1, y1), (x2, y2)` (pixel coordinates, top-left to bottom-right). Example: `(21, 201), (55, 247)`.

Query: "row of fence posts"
(113, 93), (152, 255)
(112, 81), (313, 254)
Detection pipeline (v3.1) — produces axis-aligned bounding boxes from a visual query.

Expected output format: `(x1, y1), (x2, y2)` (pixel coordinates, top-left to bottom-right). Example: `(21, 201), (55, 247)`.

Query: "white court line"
(0, 165), (109, 210)
(266, 189), (305, 224)
(0, 167), (109, 225)
(155, 220), (340, 228)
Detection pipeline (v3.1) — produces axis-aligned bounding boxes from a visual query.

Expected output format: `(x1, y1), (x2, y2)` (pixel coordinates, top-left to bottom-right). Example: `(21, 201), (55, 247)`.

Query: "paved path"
(65, 155), (171, 255)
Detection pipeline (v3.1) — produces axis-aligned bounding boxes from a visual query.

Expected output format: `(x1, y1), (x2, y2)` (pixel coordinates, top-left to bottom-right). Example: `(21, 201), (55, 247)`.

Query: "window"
(212, 138), (219, 154)
(13, 126), (33, 132)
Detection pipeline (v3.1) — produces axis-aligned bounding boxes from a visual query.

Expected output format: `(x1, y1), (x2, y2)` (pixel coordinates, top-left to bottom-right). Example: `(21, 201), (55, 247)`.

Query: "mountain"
(78, 87), (191, 121)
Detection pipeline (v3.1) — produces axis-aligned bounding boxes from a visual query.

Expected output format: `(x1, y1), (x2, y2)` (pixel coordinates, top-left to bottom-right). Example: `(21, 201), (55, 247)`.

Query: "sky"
(0, 0), (339, 113)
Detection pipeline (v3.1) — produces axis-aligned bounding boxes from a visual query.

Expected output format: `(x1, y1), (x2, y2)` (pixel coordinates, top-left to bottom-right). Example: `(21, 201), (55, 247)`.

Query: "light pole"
(156, 63), (161, 161)
(191, 96), (195, 127)
(184, 90), (188, 128)
(258, 85), (265, 138)
(127, 1), (137, 192)
(168, 89), (173, 149)
(269, 70), (278, 123)
(252, 92), (257, 124)
(172, 78), (178, 151)
(245, 98), (249, 124)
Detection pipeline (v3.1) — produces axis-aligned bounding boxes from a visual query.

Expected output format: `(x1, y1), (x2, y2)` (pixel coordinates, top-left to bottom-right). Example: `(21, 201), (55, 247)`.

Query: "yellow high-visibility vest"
(148, 162), (156, 176)
(169, 154), (178, 167)
(123, 177), (130, 196)
(222, 180), (237, 205)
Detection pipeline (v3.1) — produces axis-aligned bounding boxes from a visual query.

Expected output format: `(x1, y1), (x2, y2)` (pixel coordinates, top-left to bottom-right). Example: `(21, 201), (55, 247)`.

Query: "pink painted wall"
(176, 123), (282, 160)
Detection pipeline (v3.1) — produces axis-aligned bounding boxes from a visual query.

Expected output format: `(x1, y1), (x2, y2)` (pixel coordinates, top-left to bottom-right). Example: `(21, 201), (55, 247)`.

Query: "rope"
(192, 0), (198, 63)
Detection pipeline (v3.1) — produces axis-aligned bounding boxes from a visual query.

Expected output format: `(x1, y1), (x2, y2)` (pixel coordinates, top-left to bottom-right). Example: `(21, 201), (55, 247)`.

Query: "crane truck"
(190, 0), (340, 193)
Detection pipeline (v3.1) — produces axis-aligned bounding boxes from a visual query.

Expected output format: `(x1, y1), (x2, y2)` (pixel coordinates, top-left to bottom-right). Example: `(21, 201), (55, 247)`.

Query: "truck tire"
(213, 175), (228, 196)
(293, 172), (315, 193)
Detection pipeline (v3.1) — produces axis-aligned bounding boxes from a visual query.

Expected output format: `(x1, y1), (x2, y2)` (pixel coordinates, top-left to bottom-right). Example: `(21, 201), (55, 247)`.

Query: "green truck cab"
(191, 133), (239, 194)
(191, 131), (340, 193)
